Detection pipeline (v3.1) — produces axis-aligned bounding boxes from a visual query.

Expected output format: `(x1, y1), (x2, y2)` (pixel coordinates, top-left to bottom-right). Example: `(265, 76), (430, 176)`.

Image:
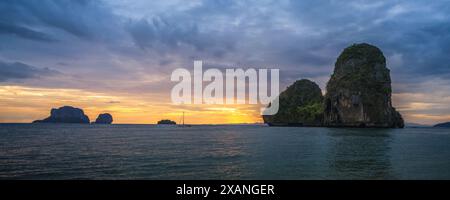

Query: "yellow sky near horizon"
(1, 85), (450, 125)
(0, 85), (263, 124)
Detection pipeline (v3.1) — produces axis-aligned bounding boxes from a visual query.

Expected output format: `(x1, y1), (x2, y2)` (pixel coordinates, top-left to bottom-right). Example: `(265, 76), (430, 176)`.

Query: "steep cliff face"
(263, 79), (324, 126)
(33, 106), (90, 124)
(323, 43), (404, 128)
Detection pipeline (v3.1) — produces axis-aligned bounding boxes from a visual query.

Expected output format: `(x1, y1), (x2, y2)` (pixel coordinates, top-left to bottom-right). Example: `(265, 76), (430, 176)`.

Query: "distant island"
(434, 122), (450, 128)
(33, 106), (90, 124)
(157, 119), (176, 125)
(263, 43), (404, 128)
(405, 123), (431, 128)
(33, 106), (113, 124)
(94, 113), (113, 124)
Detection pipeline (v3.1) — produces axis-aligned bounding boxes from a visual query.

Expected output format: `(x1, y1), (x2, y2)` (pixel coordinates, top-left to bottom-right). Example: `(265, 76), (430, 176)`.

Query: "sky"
(0, 0), (450, 125)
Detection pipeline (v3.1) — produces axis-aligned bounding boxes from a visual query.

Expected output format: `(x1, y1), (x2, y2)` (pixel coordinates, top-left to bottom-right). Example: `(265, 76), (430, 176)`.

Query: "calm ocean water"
(0, 124), (449, 180)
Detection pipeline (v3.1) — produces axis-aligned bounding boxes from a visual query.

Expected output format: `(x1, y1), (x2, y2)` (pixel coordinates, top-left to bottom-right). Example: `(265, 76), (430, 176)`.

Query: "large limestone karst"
(263, 79), (324, 126)
(33, 106), (90, 124)
(323, 43), (404, 128)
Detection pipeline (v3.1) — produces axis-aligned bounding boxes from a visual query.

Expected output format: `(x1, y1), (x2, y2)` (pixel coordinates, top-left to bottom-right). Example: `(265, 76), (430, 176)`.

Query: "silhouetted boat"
(178, 112), (192, 127)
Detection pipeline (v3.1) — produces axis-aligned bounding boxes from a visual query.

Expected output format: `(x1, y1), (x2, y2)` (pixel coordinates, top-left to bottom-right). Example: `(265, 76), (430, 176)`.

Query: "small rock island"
(33, 106), (90, 124)
(434, 122), (450, 128)
(263, 43), (404, 128)
(157, 119), (176, 125)
(94, 113), (113, 124)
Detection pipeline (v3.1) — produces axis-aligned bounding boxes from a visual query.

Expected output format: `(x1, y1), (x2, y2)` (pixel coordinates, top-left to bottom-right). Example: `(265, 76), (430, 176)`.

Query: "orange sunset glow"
(1, 0), (450, 126)
(0, 85), (263, 124)
(2, 84), (450, 125)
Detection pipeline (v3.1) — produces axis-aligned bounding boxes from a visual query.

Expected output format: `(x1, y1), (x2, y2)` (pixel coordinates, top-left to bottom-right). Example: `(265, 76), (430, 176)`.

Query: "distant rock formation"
(405, 123), (430, 128)
(263, 79), (323, 126)
(33, 106), (90, 124)
(157, 119), (176, 125)
(323, 43), (404, 128)
(434, 122), (450, 128)
(94, 113), (113, 124)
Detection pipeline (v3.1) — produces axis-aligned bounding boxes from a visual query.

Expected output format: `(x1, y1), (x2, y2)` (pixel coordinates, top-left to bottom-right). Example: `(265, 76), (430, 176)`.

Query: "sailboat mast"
(182, 112), (185, 125)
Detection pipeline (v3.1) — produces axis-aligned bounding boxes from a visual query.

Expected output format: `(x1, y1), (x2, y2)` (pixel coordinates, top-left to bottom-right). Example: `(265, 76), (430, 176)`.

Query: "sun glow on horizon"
(0, 85), (262, 124)
(1, 85), (449, 125)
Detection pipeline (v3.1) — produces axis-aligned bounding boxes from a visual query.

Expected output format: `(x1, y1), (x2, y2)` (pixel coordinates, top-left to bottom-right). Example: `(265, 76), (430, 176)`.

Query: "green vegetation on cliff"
(324, 43), (404, 128)
(262, 43), (404, 128)
(263, 79), (323, 126)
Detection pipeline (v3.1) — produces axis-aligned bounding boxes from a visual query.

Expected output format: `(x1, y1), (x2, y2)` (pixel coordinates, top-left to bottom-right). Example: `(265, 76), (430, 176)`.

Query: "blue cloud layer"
(1, 0), (450, 123)
(0, 60), (60, 81)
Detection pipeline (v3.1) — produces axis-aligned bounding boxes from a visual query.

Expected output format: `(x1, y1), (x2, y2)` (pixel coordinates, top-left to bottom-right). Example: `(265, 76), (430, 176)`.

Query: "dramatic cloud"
(0, 0), (120, 41)
(0, 60), (60, 82)
(127, 17), (236, 58)
(0, 0), (449, 124)
(0, 22), (56, 42)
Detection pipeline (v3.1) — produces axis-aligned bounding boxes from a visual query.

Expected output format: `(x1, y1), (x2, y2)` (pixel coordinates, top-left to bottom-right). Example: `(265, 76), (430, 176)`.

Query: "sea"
(0, 123), (449, 180)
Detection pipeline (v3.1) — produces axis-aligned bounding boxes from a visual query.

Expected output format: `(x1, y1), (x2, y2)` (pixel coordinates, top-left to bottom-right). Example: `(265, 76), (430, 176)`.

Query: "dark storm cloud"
(126, 16), (236, 58)
(0, 0), (119, 41)
(265, 0), (450, 87)
(127, 17), (202, 51)
(0, 0), (450, 93)
(0, 60), (60, 82)
(0, 22), (56, 42)
(0, 0), (449, 124)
